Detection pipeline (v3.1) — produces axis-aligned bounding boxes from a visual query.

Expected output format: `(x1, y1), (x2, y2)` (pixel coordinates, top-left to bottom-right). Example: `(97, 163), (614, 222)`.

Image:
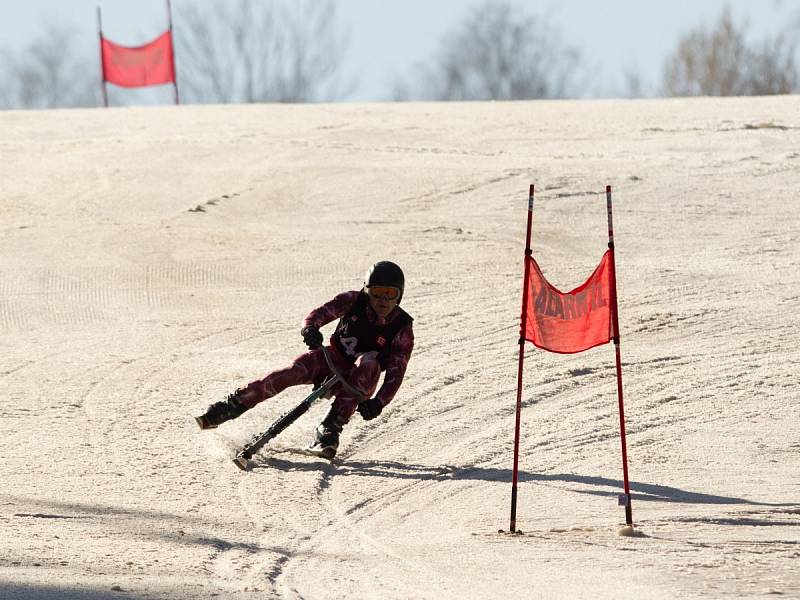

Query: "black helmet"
(364, 261), (405, 302)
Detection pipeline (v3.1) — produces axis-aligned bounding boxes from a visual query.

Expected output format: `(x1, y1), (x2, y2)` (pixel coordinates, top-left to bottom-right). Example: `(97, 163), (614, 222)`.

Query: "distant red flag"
(524, 251), (612, 354)
(101, 31), (175, 88)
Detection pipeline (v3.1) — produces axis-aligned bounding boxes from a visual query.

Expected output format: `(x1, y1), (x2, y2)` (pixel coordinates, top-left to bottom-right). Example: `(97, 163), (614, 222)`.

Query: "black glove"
(301, 325), (323, 350)
(358, 397), (383, 421)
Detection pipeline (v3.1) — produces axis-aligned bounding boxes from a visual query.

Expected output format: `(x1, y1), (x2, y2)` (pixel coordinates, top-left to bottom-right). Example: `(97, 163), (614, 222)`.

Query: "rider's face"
(367, 287), (399, 318)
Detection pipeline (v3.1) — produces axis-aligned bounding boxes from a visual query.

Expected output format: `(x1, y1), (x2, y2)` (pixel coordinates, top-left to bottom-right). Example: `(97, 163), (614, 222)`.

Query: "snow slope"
(1, 98), (799, 599)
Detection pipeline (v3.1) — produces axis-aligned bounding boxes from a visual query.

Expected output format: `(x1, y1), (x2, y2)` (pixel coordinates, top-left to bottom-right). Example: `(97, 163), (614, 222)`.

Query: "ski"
(232, 346), (363, 470)
(195, 414), (215, 430)
(233, 377), (338, 470)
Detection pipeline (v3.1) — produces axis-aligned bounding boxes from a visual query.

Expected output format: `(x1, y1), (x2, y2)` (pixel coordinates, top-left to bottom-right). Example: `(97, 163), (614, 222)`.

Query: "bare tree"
(748, 33), (800, 94)
(663, 8), (799, 96)
(623, 69), (646, 99)
(0, 27), (98, 109)
(175, 0), (352, 103)
(398, 1), (581, 101)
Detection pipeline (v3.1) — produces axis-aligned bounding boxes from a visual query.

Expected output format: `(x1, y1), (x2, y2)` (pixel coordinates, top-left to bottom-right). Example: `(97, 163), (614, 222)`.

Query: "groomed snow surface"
(1, 98), (798, 599)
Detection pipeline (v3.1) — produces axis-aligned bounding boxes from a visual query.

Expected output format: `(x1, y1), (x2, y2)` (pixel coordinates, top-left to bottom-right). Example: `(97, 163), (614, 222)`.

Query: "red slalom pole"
(97, 7), (109, 108)
(166, 0), (180, 105)
(606, 185), (633, 526)
(509, 184), (535, 533)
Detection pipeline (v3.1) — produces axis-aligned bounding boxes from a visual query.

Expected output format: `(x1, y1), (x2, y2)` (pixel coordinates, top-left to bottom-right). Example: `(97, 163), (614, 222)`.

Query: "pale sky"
(0, 0), (797, 102)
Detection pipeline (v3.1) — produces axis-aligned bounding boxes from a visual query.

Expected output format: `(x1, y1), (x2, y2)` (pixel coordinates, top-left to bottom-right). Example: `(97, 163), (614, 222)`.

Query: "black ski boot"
(196, 390), (248, 430)
(308, 406), (346, 460)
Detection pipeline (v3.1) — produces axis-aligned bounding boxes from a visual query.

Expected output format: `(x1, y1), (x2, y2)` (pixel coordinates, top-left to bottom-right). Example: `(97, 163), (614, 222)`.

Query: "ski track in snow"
(1, 99), (799, 599)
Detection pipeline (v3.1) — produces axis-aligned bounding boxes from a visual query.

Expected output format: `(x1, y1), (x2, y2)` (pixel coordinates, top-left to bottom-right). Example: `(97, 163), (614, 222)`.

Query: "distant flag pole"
(97, 7), (109, 108)
(606, 185), (633, 525)
(509, 184), (535, 533)
(166, 0), (180, 105)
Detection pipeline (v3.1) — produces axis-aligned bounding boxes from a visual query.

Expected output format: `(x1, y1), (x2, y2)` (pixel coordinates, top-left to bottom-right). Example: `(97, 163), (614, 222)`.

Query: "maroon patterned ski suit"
(239, 291), (414, 422)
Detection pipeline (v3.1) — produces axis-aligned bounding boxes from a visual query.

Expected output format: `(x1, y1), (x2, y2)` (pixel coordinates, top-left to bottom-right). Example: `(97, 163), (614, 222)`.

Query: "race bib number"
(339, 336), (359, 356)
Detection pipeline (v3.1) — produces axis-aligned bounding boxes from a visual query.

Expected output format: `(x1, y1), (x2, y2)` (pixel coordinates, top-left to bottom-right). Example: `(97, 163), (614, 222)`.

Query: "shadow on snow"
(0, 582), (157, 600)
(259, 456), (798, 508)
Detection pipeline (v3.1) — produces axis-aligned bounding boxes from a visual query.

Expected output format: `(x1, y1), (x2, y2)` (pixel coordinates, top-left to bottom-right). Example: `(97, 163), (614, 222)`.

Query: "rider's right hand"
(301, 325), (323, 350)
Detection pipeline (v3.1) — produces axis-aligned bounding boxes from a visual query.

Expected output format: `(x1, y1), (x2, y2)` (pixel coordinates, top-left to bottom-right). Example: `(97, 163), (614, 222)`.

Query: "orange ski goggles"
(367, 286), (400, 301)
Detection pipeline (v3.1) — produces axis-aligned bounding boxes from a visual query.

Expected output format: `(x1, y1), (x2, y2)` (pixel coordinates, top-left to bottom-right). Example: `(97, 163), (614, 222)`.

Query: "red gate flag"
(510, 185), (633, 533)
(101, 31), (175, 88)
(524, 250), (613, 354)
